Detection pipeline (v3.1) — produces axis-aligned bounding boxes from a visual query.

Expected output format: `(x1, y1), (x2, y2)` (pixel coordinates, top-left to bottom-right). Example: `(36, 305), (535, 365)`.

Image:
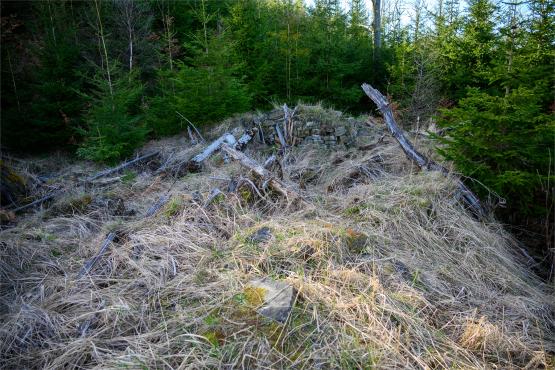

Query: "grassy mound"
(1, 108), (553, 369)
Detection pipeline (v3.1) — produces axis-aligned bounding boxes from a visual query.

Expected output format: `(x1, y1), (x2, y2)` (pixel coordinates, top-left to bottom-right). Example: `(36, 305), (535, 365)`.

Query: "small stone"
(267, 109), (282, 120)
(246, 277), (295, 323)
(335, 126), (346, 136)
(311, 128), (321, 135)
(0, 210), (15, 224)
(248, 227), (272, 243)
(306, 121), (317, 128)
(393, 260), (412, 280)
(357, 127), (374, 136)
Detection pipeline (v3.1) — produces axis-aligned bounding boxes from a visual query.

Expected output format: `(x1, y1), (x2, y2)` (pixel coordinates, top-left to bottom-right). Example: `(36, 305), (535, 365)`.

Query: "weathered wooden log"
(12, 190), (63, 213)
(145, 193), (170, 217)
(361, 83), (484, 217)
(86, 151), (159, 182)
(187, 133), (237, 172)
(220, 144), (293, 199)
(77, 231), (117, 279)
(235, 128), (257, 151)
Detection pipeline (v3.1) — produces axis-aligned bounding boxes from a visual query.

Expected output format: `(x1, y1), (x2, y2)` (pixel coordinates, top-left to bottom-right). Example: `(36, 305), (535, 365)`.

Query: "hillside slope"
(1, 107), (554, 369)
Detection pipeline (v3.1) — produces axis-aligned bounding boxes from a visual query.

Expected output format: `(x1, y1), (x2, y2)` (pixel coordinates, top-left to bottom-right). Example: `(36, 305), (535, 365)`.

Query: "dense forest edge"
(1, 0), (554, 274)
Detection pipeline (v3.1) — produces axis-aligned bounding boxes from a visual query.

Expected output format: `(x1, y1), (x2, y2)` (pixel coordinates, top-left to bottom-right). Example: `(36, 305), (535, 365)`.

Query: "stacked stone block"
(246, 107), (383, 149)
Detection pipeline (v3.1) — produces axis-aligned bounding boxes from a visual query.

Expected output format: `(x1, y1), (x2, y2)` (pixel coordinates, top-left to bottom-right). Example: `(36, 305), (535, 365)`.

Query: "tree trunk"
(93, 0), (113, 96)
(372, 0), (381, 50)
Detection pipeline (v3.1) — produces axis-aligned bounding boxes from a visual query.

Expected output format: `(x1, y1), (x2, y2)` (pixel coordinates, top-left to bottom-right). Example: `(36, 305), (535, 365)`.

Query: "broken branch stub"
(220, 144), (293, 199)
(361, 83), (485, 218)
(235, 128), (257, 151)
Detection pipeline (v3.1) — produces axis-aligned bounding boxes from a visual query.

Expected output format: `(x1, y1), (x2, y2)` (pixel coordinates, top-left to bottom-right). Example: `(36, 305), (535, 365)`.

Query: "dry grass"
(1, 110), (554, 369)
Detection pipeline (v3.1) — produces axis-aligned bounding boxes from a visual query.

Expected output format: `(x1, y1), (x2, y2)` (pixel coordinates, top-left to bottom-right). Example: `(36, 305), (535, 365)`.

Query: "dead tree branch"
(12, 190), (62, 213)
(220, 144), (294, 199)
(187, 133), (236, 172)
(176, 111), (205, 142)
(86, 151), (159, 182)
(361, 83), (484, 217)
(76, 232), (117, 279)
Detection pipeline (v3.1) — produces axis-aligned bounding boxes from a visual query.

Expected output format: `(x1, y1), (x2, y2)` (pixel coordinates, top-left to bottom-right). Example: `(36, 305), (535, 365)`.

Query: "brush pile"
(1, 98), (554, 369)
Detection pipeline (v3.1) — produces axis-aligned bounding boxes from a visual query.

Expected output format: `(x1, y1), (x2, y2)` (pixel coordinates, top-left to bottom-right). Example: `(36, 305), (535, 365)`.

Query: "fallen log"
(78, 191), (169, 279)
(187, 133), (237, 172)
(86, 151), (159, 182)
(12, 190), (63, 213)
(77, 231), (117, 279)
(15, 152), (159, 213)
(220, 144), (293, 199)
(361, 83), (484, 217)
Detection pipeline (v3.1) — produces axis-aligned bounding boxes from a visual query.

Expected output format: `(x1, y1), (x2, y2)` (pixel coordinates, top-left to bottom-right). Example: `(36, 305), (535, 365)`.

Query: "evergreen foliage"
(77, 68), (147, 164)
(437, 88), (554, 215)
(434, 0), (554, 238)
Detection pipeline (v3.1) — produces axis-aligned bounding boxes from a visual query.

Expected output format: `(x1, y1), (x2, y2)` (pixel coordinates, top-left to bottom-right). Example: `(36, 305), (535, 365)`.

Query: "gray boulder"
(247, 277), (295, 323)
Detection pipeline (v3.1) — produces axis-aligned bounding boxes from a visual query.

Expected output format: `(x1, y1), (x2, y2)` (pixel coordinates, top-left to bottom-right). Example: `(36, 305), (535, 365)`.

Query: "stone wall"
(248, 105), (384, 149)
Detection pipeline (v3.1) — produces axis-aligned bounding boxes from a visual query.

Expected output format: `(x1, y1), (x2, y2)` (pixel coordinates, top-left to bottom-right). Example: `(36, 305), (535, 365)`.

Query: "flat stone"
(248, 227), (272, 244)
(246, 277), (295, 323)
(305, 121), (318, 128)
(356, 127), (375, 136)
(266, 109), (283, 120)
(335, 126), (347, 136)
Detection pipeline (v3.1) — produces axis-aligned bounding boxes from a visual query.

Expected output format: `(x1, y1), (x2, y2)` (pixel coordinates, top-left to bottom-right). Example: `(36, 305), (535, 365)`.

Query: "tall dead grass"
(1, 115), (553, 369)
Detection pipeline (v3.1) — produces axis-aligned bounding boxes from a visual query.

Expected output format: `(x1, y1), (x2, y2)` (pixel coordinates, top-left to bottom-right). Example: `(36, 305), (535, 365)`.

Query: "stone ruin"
(242, 105), (385, 149)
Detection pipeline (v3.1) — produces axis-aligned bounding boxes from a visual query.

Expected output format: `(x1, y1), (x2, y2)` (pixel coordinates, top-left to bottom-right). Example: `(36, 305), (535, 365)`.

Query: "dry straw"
(1, 107), (553, 369)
